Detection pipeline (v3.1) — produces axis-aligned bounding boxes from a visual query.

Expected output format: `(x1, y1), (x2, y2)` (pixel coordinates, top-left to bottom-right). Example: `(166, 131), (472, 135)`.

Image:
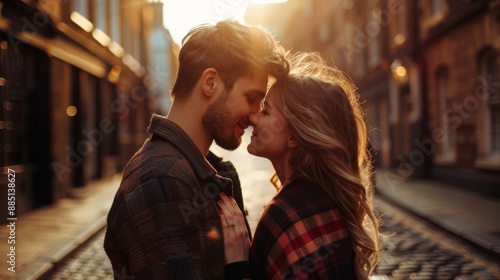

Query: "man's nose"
(250, 103), (261, 115)
(248, 112), (259, 126)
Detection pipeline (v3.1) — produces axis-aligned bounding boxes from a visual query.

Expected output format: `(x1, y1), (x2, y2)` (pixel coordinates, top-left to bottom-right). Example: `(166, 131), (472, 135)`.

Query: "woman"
(218, 53), (379, 280)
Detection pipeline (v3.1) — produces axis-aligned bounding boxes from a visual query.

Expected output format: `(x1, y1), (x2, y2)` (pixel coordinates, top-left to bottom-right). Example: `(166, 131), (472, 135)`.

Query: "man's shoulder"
(124, 139), (196, 181)
(106, 141), (198, 225)
(109, 140), (198, 210)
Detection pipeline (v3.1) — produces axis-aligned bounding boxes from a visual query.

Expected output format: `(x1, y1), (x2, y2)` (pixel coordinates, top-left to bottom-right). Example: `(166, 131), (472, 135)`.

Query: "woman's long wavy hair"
(270, 52), (380, 279)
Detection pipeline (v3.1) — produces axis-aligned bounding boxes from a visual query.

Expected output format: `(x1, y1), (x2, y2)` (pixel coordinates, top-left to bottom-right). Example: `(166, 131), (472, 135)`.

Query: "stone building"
(0, 0), (177, 219)
(418, 0), (500, 194)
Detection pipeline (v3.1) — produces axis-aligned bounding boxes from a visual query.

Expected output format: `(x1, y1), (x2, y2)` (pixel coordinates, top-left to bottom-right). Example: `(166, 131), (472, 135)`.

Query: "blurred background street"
(0, 0), (499, 279)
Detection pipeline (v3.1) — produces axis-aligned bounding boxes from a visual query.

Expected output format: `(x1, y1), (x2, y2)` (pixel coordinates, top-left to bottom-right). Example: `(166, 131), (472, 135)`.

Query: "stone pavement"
(374, 198), (500, 279)
(0, 175), (122, 280)
(375, 169), (500, 259)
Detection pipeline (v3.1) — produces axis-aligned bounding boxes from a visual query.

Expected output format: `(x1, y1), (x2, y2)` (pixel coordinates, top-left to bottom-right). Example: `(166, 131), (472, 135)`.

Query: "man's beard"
(202, 91), (241, 150)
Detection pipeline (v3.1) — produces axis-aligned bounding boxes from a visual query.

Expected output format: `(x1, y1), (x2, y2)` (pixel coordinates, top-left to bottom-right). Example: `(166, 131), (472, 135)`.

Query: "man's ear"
(200, 68), (218, 97)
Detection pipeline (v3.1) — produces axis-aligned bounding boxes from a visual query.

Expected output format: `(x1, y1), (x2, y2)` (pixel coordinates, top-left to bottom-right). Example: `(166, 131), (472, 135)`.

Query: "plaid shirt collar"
(147, 114), (215, 180)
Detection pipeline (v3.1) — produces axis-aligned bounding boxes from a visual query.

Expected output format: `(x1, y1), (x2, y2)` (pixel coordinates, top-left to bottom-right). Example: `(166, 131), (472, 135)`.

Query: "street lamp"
(391, 58), (409, 85)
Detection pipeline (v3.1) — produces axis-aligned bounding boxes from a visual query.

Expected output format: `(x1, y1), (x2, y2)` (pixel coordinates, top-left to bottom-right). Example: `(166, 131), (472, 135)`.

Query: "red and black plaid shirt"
(104, 114), (248, 279)
(250, 177), (356, 279)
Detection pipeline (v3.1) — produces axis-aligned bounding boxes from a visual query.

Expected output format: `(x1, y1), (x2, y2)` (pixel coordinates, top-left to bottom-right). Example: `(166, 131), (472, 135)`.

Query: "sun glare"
(163, 0), (287, 45)
(250, 0), (288, 3)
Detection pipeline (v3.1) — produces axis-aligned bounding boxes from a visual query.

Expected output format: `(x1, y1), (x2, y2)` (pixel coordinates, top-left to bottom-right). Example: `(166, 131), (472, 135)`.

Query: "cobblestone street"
(373, 199), (500, 280)
(46, 202), (500, 279)
(375, 221), (497, 279)
(46, 134), (500, 279)
(47, 231), (112, 280)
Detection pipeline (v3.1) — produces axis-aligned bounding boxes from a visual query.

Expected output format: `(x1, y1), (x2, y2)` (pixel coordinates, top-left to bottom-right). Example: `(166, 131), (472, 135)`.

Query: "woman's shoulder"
(277, 177), (338, 211)
(258, 177), (344, 235)
(252, 177), (354, 279)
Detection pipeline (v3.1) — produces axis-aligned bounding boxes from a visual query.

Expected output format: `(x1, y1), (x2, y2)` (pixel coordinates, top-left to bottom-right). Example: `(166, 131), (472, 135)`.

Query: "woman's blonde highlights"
(271, 53), (380, 279)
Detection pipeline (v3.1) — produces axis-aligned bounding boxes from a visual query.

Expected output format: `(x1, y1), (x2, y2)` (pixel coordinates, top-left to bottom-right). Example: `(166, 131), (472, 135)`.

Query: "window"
(303, 0), (313, 18)
(432, 0), (444, 16)
(0, 36), (29, 166)
(123, 21), (132, 56)
(367, 99), (381, 152)
(110, 0), (121, 43)
(368, 2), (381, 68)
(318, 21), (330, 42)
(95, 1), (108, 33)
(479, 50), (500, 155)
(391, 0), (406, 46)
(493, 101), (500, 152)
(437, 68), (455, 158)
(354, 45), (366, 78)
(73, 0), (88, 18)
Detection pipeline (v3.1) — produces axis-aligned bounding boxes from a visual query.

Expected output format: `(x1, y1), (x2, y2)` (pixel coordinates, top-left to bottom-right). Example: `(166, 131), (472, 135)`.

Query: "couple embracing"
(104, 20), (379, 280)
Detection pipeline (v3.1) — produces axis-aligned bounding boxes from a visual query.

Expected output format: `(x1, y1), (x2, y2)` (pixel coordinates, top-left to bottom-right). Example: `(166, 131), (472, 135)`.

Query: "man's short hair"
(171, 20), (289, 99)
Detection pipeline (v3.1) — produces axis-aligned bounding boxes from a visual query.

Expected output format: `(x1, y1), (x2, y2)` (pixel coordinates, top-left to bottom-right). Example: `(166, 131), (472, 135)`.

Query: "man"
(104, 20), (289, 279)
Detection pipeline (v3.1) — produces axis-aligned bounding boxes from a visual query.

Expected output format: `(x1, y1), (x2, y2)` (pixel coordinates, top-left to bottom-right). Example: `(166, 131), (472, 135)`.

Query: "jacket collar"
(147, 114), (215, 181)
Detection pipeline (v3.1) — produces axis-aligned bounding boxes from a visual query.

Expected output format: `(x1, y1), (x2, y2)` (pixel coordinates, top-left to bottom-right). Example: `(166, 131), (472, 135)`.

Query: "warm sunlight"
(250, 0), (287, 3)
(163, 0), (288, 45)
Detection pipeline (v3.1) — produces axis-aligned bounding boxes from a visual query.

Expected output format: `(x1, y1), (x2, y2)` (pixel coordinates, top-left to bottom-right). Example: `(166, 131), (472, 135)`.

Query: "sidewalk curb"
(16, 216), (107, 280)
(376, 187), (500, 259)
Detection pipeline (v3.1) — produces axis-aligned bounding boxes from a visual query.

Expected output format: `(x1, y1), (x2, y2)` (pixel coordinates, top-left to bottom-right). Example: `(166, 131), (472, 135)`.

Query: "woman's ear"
(287, 136), (299, 148)
(200, 68), (218, 97)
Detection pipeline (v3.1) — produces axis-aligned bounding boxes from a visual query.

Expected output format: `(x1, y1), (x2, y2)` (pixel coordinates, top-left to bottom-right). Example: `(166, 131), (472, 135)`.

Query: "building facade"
(246, 0), (500, 196)
(0, 0), (177, 220)
(418, 0), (500, 195)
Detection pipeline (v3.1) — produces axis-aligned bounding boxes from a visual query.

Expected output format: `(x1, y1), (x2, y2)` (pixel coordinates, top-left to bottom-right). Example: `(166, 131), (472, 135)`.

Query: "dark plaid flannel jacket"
(104, 114), (248, 280)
